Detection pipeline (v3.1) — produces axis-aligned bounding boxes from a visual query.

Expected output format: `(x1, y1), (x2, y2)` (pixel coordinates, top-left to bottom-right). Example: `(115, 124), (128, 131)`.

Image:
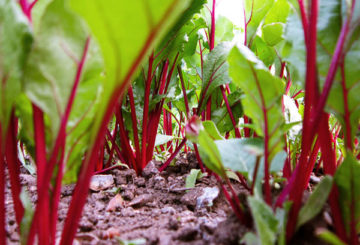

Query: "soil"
(4, 153), (334, 245)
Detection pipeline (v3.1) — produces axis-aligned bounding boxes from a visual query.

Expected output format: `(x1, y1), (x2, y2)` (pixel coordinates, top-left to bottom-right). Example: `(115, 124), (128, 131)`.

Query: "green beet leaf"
(211, 89), (243, 134)
(70, 0), (195, 148)
(244, 0), (274, 46)
(198, 42), (232, 113)
(327, 36), (360, 146)
(248, 196), (279, 245)
(296, 176), (333, 229)
(334, 155), (360, 235)
(215, 16), (235, 45)
(20, 189), (34, 245)
(202, 120), (224, 140)
(280, 9), (306, 86)
(198, 129), (226, 178)
(154, 0), (206, 64)
(31, 0), (53, 31)
(154, 134), (174, 147)
(317, 229), (347, 245)
(185, 169), (206, 189)
(250, 36), (276, 67)
(0, 0), (32, 133)
(215, 138), (263, 178)
(228, 45), (285, 162)
(22, 0), (103, 182)
(246, 196), (290, 245)
(261, 0), (290, 46)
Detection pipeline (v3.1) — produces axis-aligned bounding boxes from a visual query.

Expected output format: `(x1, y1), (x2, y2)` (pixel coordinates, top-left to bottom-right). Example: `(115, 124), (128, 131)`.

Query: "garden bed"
(5, 153), (336, 245)
(6, 153), (245, 244)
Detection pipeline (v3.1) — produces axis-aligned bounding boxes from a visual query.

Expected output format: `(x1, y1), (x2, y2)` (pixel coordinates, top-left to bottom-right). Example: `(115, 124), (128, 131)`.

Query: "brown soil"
(5, 153), (249, 245)
(4, 153), (335, 244)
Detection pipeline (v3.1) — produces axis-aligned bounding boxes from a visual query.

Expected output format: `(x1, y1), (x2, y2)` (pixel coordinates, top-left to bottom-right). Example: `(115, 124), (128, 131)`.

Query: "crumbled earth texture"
(5, 153), (336, 244)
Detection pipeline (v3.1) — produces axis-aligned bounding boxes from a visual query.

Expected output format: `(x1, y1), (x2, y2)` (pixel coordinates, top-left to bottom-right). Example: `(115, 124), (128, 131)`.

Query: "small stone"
(89, 175), (114, 191)
(175, 226), (198, 241)
(94, 201), (106, 211)
(161, 206), (176, 215)
(195, 208), (207, 216)
(154, 176), (165, 182)
(196, 187), (219, 209)
(126, 184), (137, 192)
(58, 208), (67, 221)
(142, 161), (159, 178)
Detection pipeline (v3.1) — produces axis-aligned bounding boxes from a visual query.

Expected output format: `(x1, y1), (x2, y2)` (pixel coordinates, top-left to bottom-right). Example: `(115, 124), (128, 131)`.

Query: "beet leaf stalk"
(284, 0), (320, 237)
(280, 0), (356, 240)
(4, 111), (24, 227)
(108, 56), (178, 175)
(26, 36), (91, 245)
(0, 124), (5, 245)
(204, 0), (216, 121)
(140, 54), (155, 170)
(228, 44), (285, 206)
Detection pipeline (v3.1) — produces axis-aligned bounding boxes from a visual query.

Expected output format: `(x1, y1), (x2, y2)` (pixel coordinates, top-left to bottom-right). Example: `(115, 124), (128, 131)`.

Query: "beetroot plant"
(1, 0), (197, 244)
(186, 0), (360, 244)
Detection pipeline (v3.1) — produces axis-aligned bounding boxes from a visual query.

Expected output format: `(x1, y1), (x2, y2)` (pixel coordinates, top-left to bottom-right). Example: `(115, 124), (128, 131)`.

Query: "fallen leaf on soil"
(106, 193), (124, 212)
(102, 227), (121, 239)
